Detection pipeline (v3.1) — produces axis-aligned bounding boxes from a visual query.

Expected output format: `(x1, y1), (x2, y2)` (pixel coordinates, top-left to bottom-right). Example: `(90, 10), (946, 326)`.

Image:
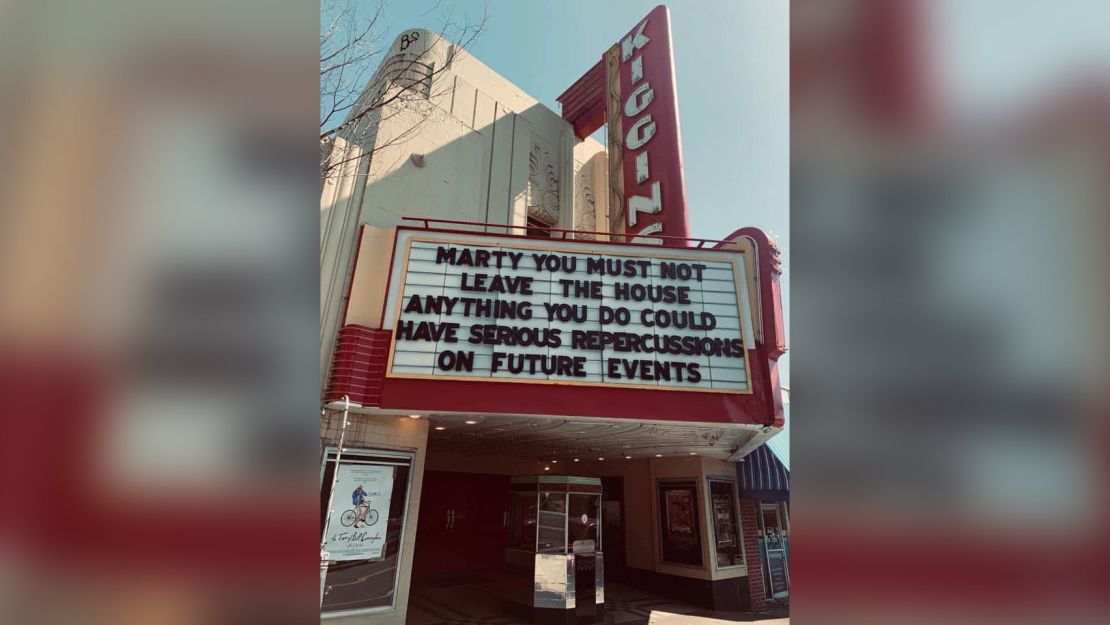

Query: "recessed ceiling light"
(597, 457), (604, 461)
(552, 460), (558, 464)
(573, 458), (580, 462)
(544, 466), (550, 471)
(465, 419), (478, 425)
(408, 414), (421, 419)
(689, 452), (698, 455)
(655, 454), (663, 458)
(434, 426), (446, 431)
(624, 455), (632, 459)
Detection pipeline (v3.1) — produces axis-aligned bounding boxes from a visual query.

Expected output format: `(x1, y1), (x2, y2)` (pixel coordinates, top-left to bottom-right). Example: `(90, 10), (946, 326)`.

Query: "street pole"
(320, 395), (351, 608)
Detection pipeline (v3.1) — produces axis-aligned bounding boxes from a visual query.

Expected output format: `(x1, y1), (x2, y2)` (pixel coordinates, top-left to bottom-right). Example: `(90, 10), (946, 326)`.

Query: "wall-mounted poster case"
(657, 480), (702, 566)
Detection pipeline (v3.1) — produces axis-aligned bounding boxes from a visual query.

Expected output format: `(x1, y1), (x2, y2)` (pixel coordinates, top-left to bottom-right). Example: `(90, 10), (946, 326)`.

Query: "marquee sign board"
(382, 230), (754, 393)
(559, 5), (690, 244)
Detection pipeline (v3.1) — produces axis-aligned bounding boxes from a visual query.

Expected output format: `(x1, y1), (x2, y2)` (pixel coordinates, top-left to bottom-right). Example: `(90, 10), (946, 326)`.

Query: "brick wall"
(740, 498), (767, 611)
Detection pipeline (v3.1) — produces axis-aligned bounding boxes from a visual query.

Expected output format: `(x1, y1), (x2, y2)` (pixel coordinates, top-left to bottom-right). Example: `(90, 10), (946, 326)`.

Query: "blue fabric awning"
(737, 444), (790, 502)
(765, 401), (789, 471)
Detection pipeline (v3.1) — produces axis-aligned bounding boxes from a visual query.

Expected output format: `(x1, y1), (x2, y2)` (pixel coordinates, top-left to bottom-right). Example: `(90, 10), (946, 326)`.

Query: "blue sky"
(931, 0), (1110, 115)
(349, 0), (791, 383)
(375, 0), (790, 236)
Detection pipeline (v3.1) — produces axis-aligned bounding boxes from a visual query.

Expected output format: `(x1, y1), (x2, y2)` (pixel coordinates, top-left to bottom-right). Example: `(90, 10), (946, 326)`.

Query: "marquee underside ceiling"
(422, 413), (758, 462)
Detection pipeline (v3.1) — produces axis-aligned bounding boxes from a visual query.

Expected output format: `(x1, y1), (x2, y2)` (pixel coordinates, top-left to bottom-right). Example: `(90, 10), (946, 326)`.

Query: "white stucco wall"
(321, 28), (607, 389)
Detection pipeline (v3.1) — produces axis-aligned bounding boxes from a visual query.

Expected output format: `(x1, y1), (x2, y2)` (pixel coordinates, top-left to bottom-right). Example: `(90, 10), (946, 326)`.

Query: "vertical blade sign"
(605, 5), (690, 245)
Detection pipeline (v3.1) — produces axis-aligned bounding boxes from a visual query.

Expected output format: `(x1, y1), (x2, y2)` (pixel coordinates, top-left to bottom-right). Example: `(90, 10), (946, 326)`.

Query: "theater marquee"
(382, 231), (755, 393)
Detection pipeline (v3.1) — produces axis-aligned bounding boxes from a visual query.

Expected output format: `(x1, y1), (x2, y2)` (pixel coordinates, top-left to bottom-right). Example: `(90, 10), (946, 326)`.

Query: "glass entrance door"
(758, 502), (790, 599)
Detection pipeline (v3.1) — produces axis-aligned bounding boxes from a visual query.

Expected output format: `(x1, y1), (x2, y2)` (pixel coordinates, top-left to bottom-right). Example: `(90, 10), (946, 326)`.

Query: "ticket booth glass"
(568, 493), (601, 551)
(538, 491), (568, 553)
(505, 476), (605, 621)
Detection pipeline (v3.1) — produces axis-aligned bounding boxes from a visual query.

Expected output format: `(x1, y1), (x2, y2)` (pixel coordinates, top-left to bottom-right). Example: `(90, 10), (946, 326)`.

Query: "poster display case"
(505, 476), (604, 624)
(319, 448), (414, 617)
(657, 480), (702, 566)
(708, 479), (743, 568)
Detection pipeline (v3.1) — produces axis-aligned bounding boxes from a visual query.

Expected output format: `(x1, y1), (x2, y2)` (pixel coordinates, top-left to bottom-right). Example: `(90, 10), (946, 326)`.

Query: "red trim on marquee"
(325, 325), (391, 407)
(717, 228), (786, 429)
(557, 59), (606, 139)
(718, 227), (786, 359)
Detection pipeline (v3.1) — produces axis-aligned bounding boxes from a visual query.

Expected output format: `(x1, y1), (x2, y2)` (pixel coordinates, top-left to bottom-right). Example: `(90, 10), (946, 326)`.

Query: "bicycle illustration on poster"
(323, 464), (395, 561)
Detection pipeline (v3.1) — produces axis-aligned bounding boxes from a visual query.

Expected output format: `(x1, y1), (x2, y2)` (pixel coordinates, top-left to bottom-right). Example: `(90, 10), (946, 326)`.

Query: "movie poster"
(713, 493), (736, 545)
(665, 488), (695, 539)
(322, 463), (395, 561)
(658, 481), (702, 565)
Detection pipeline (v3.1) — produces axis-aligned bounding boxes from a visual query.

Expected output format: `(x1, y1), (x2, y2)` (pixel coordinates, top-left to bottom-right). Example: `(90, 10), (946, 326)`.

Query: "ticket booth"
(504, 476), (603, 624)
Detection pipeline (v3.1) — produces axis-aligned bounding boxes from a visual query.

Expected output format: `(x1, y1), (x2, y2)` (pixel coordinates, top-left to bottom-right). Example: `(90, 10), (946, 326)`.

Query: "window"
(537, 491), (568, 553)
(320, 449), (413, 615)
(526, 216), (553, 237)
(568, 492), (601, 552)
(759, 503), (785, 547)
(709, 479), (743, 568)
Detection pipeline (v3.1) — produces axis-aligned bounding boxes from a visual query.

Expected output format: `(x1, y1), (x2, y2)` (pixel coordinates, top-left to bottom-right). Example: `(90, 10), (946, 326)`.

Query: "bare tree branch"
(320, 0), (489, 182)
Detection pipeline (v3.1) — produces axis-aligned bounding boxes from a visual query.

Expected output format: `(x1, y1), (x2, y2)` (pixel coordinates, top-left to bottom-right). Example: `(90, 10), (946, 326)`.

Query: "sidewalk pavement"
(650, 614), (788, 625)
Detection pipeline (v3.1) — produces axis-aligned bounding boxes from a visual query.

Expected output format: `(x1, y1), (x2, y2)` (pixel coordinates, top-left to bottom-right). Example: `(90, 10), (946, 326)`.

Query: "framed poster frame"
(656, 480), (702, 566)
(319, 447), (415, 618)
(707, 477), (744, 570)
